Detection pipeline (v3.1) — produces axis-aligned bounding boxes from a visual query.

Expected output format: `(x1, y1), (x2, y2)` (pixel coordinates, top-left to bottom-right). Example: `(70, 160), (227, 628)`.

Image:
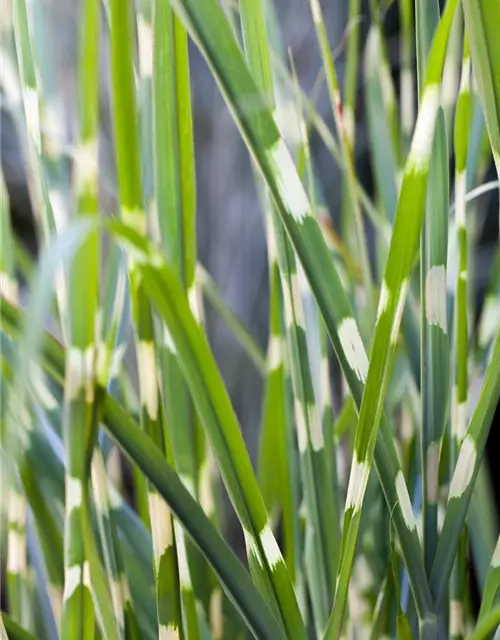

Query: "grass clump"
(1, 0), (500, 638)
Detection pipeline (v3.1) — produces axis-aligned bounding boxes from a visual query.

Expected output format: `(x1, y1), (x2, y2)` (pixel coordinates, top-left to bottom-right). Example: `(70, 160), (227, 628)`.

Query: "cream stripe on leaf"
(267, 139), (310, 223)
(448, 436), (476, 500)
(395, 471), (417, 531)
(337, 317), (369, 383)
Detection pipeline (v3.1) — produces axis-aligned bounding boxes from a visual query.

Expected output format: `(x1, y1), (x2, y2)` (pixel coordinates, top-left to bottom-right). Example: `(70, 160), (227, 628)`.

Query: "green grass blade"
(91, 449), (139, 637)
(0, 613), (36, 640)
(0, 169), (29, 628)
(238, 0), (301, 601)
(291, 53), (342, 623)
(420, 104), (450, 576)
(453, 32), (471, 455)
(19, 462), (64, 610)
(415, 0), (451, 579)
(362, 22), (423, 394)
(366, 1), (402, 176)
(271, 54), (388, 237)
(2, 222), (95, 634)
(136, 0), (154, 210)
(273, 223), (337, 632)
(3, 268), (118, 640)
(478, 536), (500, 624)
(364, 26), (399, 225)
(429, 322), (500, 607)
(462, 0), (500, 194)
(257, 304), (297, 578)
(468, 462), (499, 597)
(343, 0), (361, 153)
(80, 483), (120, 640)
(151, 1), (205, 632)
(239, 0), (338, 631)
(109, 0), (186, 635)
(340, 0), (361, 243)
(440, 7), (462, 140)
(309, 0), (374, 318)
(468, 603), (500, 640)
(60, 0), (102, 633)
(1, 355), (149, 639)
(97, 248), (129, 396)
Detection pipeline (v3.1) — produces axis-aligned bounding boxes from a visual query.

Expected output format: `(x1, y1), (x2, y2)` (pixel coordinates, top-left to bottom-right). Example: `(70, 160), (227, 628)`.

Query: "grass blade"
(399, 0), (415, 148)
(462, 0), (500, 205)
(364, 26), (399, 225)
(430, 321), (500, 606)
(238, 0), (301, 606)
(151, 2), (206, 633)
(59, 0), (102, 633)
(309, 0), (374, 318)
(12, 0), (67, 332)
(449, 30), (472, 640)
(109, 0), (186, 635)
(6, 484), (29, 628)
(469, 604), (500, 640)
(340, 0), (361, 243)
(478, 536), (500, 624)
(239, 0), (338, 631)
(100, 390), (287, 640)
(1, 613), (36, 640)
(415, 0), (451, 579)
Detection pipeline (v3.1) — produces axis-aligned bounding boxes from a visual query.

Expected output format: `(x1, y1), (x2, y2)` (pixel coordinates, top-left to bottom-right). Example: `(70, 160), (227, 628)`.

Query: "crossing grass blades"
(1, 0), (500, 638)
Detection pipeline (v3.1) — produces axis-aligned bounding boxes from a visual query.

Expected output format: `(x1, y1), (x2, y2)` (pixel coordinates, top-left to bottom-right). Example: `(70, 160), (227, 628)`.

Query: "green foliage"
(1, 0), (500, 638)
